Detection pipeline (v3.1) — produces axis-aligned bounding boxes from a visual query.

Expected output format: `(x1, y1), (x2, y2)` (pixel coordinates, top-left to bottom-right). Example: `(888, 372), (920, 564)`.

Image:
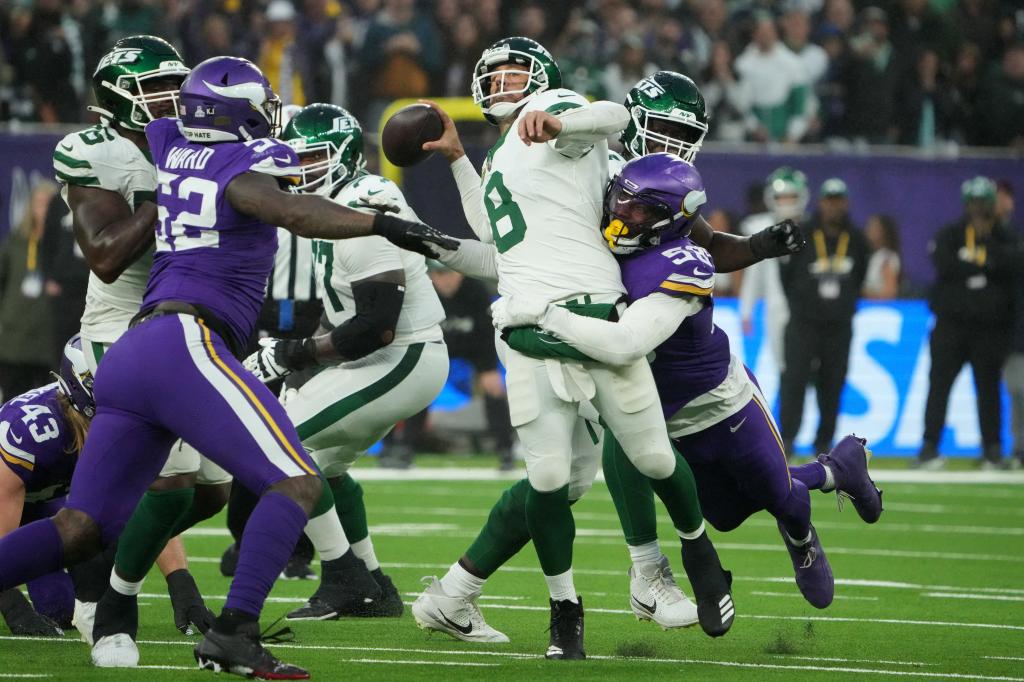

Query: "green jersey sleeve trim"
(544, 102), (584, 116)
(53, 149), (93, 170)
(55, 169), (100, 187)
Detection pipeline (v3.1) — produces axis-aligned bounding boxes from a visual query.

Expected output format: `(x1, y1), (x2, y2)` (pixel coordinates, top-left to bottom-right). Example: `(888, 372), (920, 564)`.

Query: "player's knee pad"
(626, 447), (676, 481)
(526, 458), (571, 493)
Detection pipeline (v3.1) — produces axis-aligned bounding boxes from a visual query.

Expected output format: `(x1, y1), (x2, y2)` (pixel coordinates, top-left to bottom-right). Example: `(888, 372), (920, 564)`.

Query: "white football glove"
(242, 338), (291, 384)
(491, 296), (550, 330)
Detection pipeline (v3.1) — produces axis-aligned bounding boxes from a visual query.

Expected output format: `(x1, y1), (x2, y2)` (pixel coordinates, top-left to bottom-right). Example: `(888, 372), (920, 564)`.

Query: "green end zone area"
(2, 472), (1022, 680)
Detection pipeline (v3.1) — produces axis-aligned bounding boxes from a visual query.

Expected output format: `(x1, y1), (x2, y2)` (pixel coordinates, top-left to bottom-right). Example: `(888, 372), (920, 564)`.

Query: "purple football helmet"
(178, 56), (282, 143)
(54, 334), (95, 418)
(602, 152), (707, 255)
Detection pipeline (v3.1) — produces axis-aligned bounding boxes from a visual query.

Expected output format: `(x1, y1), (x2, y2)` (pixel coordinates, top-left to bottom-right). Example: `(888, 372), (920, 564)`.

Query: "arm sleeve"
(450, 156), (491, 242)
(434, 238), (499, 283)
(538, 292), (701, 367)
(551, 100), (630, 158)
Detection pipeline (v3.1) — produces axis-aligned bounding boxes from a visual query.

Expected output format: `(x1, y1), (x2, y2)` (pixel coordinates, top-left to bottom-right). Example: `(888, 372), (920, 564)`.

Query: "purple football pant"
(673, 393), (811, 540)
(66, 314), (317, 546)
(21, 498), (74, 624)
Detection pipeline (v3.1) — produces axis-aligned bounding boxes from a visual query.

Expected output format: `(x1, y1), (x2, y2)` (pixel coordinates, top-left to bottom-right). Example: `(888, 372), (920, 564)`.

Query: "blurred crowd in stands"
(2, 0), (1023, 149)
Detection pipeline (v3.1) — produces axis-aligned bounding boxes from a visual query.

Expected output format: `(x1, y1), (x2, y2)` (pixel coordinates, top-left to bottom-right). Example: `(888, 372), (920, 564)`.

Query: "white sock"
(351, 537), (380, 572)
(109, 570), (143, 597)
(544, 568), (578, 603)
(439, 561), (486, 599)
(820, 463), (836, 492)
(627, 540), (662, 567)
(677, 521), (706, 541)
(304, 510), (350, 561)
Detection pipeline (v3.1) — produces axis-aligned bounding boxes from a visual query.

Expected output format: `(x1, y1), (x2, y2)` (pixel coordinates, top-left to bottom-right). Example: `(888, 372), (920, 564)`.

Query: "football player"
(242, 103), (450, 621)
(416, 37), (735, 659)
(493, 154), (881, 611)
(739, 166), (811, 372)
(409, 70), (803, 639)
(52, 35), (225, 665)
(0, 55), (454, 679)
(0, 336), (94, 638)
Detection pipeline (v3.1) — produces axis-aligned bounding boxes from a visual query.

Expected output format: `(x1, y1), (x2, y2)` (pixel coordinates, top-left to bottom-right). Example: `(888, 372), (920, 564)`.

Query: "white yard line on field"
(750, 590), (880, 601)
(924, 592), (1024, 602)
(183, 534), (1024, 563)
(985, 657), (1024, 662)
(345, 468), (1024, 484)
(348, 659), (499, 667)
(3, 638), (1021, 680)
(773, 655), (935, 666)
(744, 517), (1024, 537)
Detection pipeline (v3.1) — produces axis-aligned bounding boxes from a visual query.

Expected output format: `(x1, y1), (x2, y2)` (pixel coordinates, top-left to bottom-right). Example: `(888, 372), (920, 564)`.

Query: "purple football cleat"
(778, 522), (833, 609)
(818, 435), (883, 524)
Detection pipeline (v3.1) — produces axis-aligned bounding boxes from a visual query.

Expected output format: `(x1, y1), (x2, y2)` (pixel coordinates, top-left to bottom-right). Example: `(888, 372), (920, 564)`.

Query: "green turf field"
(2, 469), (1023, 680)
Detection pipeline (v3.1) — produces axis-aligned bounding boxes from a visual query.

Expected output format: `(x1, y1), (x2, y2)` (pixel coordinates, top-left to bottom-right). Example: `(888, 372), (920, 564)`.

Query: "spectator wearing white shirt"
(735, 11), (813, 143)
(862, 214), (902, 300)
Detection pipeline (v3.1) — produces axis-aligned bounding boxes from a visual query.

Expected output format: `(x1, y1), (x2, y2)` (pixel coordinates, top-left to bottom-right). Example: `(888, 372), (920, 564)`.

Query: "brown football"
(381, 104), (445, 167)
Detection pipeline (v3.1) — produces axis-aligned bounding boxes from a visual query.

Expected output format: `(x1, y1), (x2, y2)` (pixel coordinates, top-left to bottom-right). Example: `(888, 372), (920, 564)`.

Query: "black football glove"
(0, 588), (64, 637)
(372, 213), (460, 259)
(166, 569), (215, 636)
(749, 218), (806, 260)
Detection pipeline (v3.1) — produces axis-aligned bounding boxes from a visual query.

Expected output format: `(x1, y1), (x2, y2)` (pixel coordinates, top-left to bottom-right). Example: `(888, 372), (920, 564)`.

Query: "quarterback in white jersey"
(244, 103), (448, 622)
(414, 37), (735, 659)
(53, 36), (226, 668)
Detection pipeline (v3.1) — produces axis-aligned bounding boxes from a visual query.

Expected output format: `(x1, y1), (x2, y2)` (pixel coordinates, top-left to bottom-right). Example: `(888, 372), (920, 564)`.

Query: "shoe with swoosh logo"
(628, 555), (698, 629)
(411, 577), (510, 643)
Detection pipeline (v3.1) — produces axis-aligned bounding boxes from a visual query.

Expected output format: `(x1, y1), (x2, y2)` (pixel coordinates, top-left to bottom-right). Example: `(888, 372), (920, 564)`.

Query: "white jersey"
(480, 88), (625, 304)
(54, 124), (156, 344)
(313, 173), (445, 345)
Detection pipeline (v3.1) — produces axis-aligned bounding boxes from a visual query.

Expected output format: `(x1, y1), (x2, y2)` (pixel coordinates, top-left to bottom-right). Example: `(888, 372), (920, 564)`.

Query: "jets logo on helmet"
(90, 35), (190, 131)
(281, 103), (366, 196)
(472, 37), (562, 124)
(622, 71), (709, 163)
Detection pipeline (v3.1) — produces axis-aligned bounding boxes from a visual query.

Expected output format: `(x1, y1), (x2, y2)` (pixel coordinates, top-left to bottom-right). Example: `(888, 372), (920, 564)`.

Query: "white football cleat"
(72, 599), (96, 645)
(629, 554), (699, 629)
(91, 633), (139, 668)
(411, 577), (510, 643)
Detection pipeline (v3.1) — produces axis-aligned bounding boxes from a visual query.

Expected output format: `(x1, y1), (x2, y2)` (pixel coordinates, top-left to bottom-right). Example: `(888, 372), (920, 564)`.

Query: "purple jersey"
(143, 118), (300, 347)
(0, 384), (77, 504)
(619, 236), (731, 417)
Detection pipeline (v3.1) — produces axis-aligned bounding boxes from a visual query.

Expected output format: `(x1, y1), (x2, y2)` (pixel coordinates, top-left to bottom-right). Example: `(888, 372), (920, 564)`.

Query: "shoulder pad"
(244, 138), (301, 178)
(338, 174), (408, 211)
(529, 88), (587, 116)
(53, 127), (115, 188)
(653, 241), (716, 297)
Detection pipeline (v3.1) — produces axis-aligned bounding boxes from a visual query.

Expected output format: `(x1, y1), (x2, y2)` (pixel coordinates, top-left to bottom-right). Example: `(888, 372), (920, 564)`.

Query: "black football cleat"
(279, 556), (317, 581)
(680, 533), (735, 637)
(545, 597), (585, 660)
(194, 621), (308, 679)
(286, 558), (382, 620)
(362, 570), (404, 617)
